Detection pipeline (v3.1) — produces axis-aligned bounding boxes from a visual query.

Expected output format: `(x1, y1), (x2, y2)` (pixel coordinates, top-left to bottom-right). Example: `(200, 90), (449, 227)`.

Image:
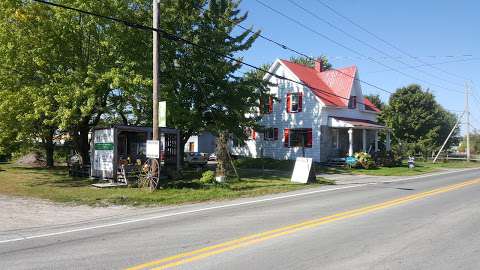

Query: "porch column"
(335, 129), (340, 149)
(348, 128), (353, 156)
(374, 130), (379, 152)
(362, 129), (367, 152)
(386, 131), (391, 151)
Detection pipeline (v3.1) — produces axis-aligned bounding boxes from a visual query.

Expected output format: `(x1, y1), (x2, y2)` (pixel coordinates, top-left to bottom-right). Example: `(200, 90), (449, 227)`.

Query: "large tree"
(0, 0), (151, 165)
(382, 84), (458, 156)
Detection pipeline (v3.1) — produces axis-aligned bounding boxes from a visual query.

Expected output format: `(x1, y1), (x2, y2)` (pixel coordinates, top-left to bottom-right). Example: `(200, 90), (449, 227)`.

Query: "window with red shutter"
(306, 128), (312, 148)
(268, 96), (273, 113)
(288, 93), (302, 113)
(286, 93), (291, 113)
(286, 128), (313, 148)
(284, 129), (290, 147)
(252, 129), (256, 140)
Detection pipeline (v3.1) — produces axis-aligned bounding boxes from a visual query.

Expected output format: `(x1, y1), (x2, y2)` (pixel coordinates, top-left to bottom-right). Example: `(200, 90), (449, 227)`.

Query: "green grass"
(317, 161), (480, 176)
(0, 163), (326, 207)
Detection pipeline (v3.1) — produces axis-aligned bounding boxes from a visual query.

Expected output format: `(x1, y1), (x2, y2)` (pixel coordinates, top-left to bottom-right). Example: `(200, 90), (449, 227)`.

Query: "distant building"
(185, 132), (216, 153)
(230, 59), (390, 162)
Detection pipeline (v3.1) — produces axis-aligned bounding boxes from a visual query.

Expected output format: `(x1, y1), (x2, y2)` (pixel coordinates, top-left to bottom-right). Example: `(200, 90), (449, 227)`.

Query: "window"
(260, 95), (273, 114)
(348, 96), (357, 109)
(264, 128), (279, 141)
(284, 128), (312, 148)
(286, 93), (303, 113)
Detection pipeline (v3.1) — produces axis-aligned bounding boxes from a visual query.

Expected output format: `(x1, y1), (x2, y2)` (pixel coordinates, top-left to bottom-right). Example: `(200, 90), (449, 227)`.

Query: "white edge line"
(1, 167), (478, 244)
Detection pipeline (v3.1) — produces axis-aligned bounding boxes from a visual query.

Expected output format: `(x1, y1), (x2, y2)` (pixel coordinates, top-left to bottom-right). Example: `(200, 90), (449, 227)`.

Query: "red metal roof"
(279, 59), (380, 112)
(363, 98), (381, 113)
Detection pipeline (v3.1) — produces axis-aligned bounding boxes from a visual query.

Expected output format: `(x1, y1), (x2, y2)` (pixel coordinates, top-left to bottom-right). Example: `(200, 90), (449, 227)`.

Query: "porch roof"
(329, 116), (386, 130)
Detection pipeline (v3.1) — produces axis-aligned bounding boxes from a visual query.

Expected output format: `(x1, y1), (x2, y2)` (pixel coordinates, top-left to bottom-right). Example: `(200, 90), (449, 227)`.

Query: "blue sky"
(236, 0), (480, 133)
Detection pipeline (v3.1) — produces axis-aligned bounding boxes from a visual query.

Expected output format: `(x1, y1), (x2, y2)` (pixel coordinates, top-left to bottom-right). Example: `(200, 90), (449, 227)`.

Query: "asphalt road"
(1, 168), (480, 270)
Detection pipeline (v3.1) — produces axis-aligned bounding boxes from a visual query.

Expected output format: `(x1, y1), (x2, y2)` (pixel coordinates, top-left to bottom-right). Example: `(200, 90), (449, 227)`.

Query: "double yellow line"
(127, 179), (480, 270)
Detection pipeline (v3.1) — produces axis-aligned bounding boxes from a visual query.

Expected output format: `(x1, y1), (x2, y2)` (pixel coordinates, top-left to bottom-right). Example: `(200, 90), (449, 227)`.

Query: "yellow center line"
(127, 179), (480, 270)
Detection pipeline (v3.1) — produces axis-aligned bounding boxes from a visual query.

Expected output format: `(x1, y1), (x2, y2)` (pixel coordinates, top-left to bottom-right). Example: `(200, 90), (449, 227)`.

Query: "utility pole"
(152, 0), (160, 141)
(466, 82), (471, 162)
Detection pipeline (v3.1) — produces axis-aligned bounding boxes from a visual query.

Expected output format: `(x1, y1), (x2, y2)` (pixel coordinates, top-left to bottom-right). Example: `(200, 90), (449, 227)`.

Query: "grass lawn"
(234, 157), (480, 177)
(317, 161), (480, 176)
(0, 163), (328, 207)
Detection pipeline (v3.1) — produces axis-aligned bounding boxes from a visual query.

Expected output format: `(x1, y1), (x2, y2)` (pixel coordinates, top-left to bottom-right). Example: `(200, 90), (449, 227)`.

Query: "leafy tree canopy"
(289, 55), (332, 70)
(382, 84), (458, 155)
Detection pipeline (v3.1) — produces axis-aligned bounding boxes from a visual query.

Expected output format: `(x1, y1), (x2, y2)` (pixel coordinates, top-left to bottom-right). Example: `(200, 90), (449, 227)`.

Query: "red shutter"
(274, 128), (279, 140)
(298, 93), (303, 112)
(284, 129), (290, 147)
(252, 129), (256, 140)
(306, 128), (312, 148)
(268, 96), (273, 113)
(286, 93), (291, 113)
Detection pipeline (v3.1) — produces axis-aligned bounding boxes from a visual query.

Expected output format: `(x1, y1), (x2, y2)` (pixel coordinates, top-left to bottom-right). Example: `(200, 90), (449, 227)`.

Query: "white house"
(184, 132), (216, 154)
(230, 59), (390, 162)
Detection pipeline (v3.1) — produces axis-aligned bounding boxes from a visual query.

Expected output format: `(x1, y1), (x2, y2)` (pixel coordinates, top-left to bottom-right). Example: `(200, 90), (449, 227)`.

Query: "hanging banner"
(159, 101), (166, 127)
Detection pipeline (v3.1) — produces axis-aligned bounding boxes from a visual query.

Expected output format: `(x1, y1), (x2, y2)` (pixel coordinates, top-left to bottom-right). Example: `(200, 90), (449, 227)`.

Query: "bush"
(354, 152), (376, 169)
(200, 170), (215, 184)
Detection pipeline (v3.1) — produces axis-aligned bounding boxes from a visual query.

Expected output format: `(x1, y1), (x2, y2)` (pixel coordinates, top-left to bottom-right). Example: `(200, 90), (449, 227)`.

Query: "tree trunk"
(71, 125), (91, 165)
(78, 127), (90, 164)
(215, 132), (229, 179)
(44, 128), (55, 168)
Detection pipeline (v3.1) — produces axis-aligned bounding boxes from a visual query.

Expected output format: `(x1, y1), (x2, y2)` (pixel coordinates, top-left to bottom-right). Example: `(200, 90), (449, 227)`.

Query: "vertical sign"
(93, 128), (115, 175)
(159, 101), (166, 127)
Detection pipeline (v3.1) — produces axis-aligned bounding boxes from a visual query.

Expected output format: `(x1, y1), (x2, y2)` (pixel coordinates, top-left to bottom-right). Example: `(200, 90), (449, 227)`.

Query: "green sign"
(95, 143), (114, 150)
(159, 101), (166, 127)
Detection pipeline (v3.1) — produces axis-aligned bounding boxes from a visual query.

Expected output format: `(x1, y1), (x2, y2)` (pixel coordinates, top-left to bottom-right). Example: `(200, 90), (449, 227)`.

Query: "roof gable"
(279, 59), (357, 107)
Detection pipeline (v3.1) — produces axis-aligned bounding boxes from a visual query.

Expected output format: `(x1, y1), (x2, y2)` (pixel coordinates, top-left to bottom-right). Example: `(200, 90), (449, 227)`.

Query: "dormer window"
(348, 96), (357, 109)
(287, 92), (303, 113)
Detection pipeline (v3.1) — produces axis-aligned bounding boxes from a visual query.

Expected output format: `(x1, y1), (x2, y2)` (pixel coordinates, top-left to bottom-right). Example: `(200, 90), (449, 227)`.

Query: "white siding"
(231, 60), (379, 163)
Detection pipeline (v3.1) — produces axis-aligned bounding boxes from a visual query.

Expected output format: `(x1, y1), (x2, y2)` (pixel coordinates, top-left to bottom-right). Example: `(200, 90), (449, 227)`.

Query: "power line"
(364, 57), (480, 74)
(312, 0), (471, 82)
(195, 4), (393, 95)
(31, 0), (377, 109)
(255, 0), (463, 94)
(287, 0), (464, 89)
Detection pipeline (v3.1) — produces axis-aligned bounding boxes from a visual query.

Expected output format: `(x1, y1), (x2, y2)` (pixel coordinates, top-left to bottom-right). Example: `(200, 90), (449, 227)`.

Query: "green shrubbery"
(199, 170), (215, 184)
(354, 152), (376, 169)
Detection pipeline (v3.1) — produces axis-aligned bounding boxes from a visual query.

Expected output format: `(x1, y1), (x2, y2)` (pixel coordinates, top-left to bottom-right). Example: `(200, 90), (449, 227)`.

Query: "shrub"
(354, 152), (376, 169)
(200, 170), (215, 184)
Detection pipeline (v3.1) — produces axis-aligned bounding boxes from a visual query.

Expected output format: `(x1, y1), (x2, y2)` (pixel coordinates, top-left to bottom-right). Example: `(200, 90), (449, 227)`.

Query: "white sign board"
(146, 140), (160, 159)
(93, 129), (114, 172)
(291, 157), (313, 184)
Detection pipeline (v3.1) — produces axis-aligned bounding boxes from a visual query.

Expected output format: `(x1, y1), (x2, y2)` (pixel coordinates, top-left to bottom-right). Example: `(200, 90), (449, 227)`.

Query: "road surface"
(1, 168), (480, 270)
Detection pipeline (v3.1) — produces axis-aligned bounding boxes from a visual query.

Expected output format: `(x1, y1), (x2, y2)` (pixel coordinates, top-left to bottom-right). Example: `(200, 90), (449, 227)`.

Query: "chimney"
(314, 58), (323, 72)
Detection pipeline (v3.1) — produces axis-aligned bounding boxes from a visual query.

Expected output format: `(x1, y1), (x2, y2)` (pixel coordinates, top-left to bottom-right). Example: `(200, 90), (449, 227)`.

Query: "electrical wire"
(31, 0), (382, 109)
(364, 57), (480, 74)
(195, 4), (393, 95)
(312, 0), (471, 82)
(254, 0), (463, 94)
(287, 0), (464, 89)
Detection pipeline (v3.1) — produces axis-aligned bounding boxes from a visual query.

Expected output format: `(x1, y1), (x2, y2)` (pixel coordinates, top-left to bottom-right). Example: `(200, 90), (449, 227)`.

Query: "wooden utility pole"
(465, 82), (471, 162)
(152, 0), (160, 141)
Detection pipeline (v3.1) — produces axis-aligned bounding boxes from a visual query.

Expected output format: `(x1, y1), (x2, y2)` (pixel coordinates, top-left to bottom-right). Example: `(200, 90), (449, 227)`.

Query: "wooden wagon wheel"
(139, 158), (160, 191)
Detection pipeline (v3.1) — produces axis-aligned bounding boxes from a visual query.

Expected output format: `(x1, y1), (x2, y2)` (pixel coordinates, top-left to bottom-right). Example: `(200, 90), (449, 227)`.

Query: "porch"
(320, 117), (390, 161)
